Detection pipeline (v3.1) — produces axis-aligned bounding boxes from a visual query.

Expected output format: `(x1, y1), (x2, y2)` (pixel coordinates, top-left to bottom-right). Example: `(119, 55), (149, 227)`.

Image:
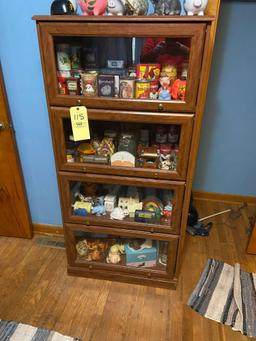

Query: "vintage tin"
(56, 43), (71, 71)
(71, 69), (83, 79)
(136, 63), (161, 80)
(80, 71), (98, 97)
(119, 78), (135, 99)
(57, 76), (67, 95)
(66, 149), (75, 163)
(135, 80), (150, 99)
(98, 74), (115, 97)
(70, 45), (82, 70)
(134, 210), (157, 224)
(66, 77), (80, 96)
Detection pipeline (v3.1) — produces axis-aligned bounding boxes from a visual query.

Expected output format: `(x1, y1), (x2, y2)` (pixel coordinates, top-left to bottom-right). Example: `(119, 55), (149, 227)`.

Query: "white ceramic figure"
(107, 0), (126, 15)
(184, 0), (208, 16)
(110, 207), (126, 220)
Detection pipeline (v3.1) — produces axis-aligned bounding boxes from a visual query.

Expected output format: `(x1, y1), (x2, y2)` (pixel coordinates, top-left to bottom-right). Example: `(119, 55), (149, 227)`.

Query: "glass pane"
(70, 181), (174, 227)
(74, 231), (168, 271)
(64, 118), (180, 171)
(54, 36), (190, 102)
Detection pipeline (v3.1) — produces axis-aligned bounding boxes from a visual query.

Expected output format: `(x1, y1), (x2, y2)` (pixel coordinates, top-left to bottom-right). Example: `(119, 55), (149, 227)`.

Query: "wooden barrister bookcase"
(33, 2), (220, 289)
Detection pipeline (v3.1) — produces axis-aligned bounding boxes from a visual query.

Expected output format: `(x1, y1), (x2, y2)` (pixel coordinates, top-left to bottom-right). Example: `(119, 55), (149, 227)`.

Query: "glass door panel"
(60, 173), (184, 234)
(55, 35), (190, 102)
(39, 22), (205, 111)
(51, 108), (193, 180)
(65, 224), (179, 278)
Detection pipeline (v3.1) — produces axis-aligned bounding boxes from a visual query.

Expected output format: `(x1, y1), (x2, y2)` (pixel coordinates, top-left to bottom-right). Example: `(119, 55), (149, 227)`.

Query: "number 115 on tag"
(70, 106), (90, 141)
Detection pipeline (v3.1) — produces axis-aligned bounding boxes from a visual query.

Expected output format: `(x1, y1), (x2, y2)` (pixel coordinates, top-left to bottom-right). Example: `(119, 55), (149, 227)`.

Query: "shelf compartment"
(60, 172), (184, 234)
(38, 21), (205, 112)
(65, 223), (179, 280)
(51, 108), (193, 181)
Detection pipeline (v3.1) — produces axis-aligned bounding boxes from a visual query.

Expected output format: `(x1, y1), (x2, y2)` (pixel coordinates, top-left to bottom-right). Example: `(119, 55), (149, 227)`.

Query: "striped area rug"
(0, 320), (82, 341)
(187, 259), (256, 338)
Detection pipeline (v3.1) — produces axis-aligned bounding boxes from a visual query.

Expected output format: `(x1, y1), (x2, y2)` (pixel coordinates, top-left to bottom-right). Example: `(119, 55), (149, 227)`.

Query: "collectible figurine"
(110, 207), (126, 220)
(158, 74), (171, 101)
(76, 240), (89, 256)
(128, 239), (152, 251)
(171, 79), (186, 101)
(51, 0), (75, 15)
(91, 196), (106, 216)
(163, 204), (173, 219)
(97, 137), (115, 157)
(168, 125), (179, 144)
(107, 0), (126, 15)
(69, 0), (77, 11)
(85, 239), (109, 261)
(125, 0), (148, 15)
(78, 0), (107, 15)
(106, 244), (125, 264)
(152, 0), (181, 15)
(73, 201), (91, 216)
(184, 0), (208, 15)
(159, 145), (172, 170)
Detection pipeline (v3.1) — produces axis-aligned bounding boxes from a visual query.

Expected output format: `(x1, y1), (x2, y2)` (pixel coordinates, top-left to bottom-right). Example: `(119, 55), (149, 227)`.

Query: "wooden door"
(0, 65), (32, 238)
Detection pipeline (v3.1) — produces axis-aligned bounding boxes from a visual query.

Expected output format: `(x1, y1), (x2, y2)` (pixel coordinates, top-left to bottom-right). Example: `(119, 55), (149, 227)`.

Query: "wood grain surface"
(0, 65), (32, 238)
(0, 200), (255, 341)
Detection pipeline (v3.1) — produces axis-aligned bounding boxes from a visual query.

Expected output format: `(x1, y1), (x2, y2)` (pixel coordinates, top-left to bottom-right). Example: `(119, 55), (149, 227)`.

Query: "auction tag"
(70, 106), (90, 141)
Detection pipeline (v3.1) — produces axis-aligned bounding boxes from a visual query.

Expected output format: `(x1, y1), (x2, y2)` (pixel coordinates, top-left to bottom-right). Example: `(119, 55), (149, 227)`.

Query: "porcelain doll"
(158, 74), (171, 101)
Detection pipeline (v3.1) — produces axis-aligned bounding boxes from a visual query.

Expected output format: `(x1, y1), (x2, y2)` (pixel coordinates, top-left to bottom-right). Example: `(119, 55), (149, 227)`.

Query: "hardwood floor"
(0, 200), (255, 341)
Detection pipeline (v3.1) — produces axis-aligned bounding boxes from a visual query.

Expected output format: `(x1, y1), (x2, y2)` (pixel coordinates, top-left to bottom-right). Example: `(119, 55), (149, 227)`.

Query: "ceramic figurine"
(158, 73), (171, 101)
(78, 0), (107, 15)
(152, 0), (181, 15)
(106, 248), (121, 264)
(107, 0), (126, 15)
(106, 244), (125, 264)
(171, 79), (186, 101)
(125, 0), (148, 15)
(163, 204), (173, 219)
(73, 201), (91, 216)
(184, 0), (208, 16)
(76, 240), (89, 256)
(51, 0), (75, 15)
(110, 207), (126, 220)
(92, 197), (106, 216)
(69, 0), (77, 11)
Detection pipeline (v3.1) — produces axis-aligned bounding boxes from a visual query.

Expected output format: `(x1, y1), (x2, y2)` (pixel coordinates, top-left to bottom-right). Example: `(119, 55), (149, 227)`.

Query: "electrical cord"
(199, 203), (249, 230)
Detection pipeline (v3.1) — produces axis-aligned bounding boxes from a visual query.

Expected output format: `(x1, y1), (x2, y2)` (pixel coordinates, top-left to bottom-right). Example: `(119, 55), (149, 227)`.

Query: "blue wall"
(0, 1), (255, 226)
(193, 1), (256, 196)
